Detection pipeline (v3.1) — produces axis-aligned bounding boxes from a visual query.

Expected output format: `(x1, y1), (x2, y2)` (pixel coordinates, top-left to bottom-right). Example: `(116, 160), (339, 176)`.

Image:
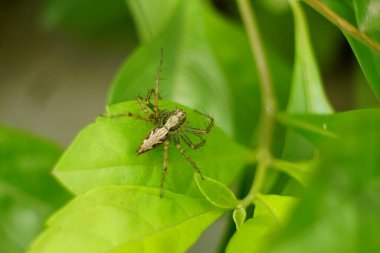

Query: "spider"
(107, 50), (214, 197)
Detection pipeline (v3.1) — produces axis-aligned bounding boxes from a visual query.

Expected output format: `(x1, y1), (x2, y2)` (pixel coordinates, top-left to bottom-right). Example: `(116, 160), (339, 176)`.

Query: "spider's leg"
(154, 49), (164, 118)
(136, 95), (150, 116)
(160, 139), (170, 198)
(103, 112), (151, 122)
(181, 133), (206, 150)
(144, 89), (155, 112)
(185, 111), (214, 135)
(173, 136), (204, 179)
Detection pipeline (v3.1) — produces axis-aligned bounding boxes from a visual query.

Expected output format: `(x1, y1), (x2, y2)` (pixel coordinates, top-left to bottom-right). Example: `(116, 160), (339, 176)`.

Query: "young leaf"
(28, 185), (223, 253)
(287, 0), (333, 113)
(0, 125), (70, 253)
(226, 194), (298, 253)
(194, 174), (239, 209)
(233, 206), (247, 231)
(53, 100), (251, 196)
(265, 109), (380, 253)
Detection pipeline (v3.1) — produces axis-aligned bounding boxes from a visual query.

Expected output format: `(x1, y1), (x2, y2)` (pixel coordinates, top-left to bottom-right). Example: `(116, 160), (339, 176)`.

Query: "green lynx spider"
(108, 51), (214, 197)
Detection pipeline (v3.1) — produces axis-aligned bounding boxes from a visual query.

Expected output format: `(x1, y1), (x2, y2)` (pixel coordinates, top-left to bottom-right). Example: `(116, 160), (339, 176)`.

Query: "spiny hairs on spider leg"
(106, 49), (214, 197)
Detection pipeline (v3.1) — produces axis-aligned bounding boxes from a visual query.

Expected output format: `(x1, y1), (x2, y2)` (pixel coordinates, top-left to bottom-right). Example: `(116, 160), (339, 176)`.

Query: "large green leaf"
(226, 194), (298, 253)
(0, 125), (70, 253)
(54, 100), (251, 196)
(266, 109), (380, 253)
(28, 185), (223, 253)
(112, 0), (292, 146)
(109, 0), (234, 135)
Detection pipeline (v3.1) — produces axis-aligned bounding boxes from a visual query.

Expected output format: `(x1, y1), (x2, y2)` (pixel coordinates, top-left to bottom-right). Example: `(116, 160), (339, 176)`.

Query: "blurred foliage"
(0, 0), (377, 252)
(0, 125), (70, 253)
(268, 110), (380, 253)
(40, 0), (137, 42)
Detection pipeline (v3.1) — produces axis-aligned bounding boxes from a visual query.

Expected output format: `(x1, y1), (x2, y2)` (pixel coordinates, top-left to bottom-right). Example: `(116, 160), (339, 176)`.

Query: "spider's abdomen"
(137, 127), (168, 154)
(136, 108), (187, 155)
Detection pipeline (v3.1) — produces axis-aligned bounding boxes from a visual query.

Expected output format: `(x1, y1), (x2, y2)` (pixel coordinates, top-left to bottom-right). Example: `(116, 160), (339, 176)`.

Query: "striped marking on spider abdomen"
(136, 108), (187, 154)
(136, 126), (168, 154)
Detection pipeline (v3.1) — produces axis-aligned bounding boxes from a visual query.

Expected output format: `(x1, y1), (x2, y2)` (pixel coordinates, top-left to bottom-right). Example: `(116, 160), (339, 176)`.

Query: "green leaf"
(111, 0), (293, 145)
(347, 37), (380, 101)
(28, 185), (223, 253)
(54, 100), (251, 196)
(311, 1), (380, 101)
(125, 0), (180, 42)
(353, 0), (380, 41)
(233, 206), (246, 231)
(350, 0), (380, 101)
(226, 194), (298, 253)
(194, 174), (239, 209)
(0, 125), (70, 253)
(271, 159), (315, 186)
(266, 109), (380, 253)
(288, 0), (333, 113)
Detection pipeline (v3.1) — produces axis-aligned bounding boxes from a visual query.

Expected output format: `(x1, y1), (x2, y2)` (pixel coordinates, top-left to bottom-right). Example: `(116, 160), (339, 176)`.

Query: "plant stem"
(236, 0), (277, 207)
(303, 0), (380, 54)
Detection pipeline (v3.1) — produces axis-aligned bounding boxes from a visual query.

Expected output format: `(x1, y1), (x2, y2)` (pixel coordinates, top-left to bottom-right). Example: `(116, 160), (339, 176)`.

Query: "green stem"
(303, 0), (380, 54)
(236, 0), (277, 208)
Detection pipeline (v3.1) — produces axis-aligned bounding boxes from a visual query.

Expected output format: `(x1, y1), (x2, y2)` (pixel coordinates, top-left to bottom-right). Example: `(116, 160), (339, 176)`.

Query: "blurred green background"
(0, 0), (378, 252)
(0, 0), (377, 146)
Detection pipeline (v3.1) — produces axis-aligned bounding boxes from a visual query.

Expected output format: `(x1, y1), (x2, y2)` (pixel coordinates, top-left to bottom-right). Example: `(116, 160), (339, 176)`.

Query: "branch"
(236, 0), (277, 207)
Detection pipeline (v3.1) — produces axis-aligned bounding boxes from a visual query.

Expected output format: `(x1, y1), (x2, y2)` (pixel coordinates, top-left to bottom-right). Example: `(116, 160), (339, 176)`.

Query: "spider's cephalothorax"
(107, 50), (214, 197)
